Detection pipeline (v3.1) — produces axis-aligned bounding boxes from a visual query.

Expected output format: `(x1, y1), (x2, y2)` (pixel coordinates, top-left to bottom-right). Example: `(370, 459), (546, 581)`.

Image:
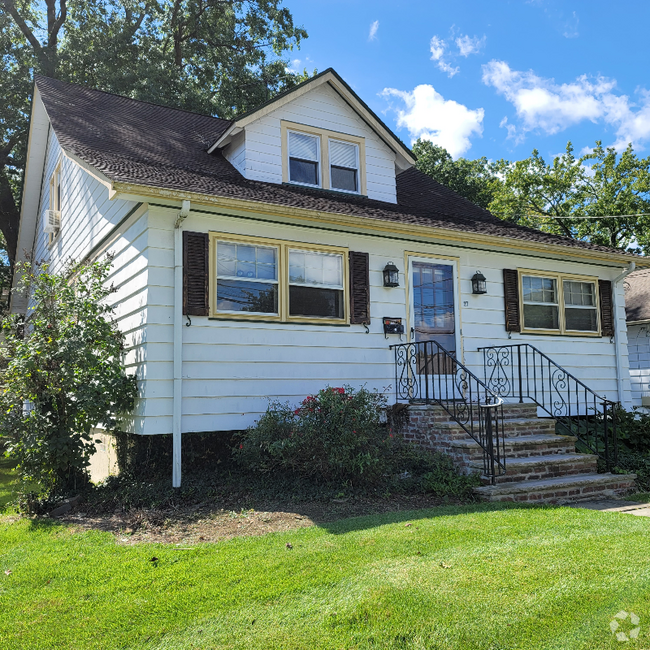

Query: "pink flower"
(239, 444), (243, 449)
(389, 433), (394, 438)
(294, 409), (300, 415)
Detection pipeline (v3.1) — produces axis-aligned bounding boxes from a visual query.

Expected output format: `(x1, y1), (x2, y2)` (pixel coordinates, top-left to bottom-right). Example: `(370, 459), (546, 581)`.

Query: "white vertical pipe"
(613, 261), (635, 408)
(172, 200), (190, 488)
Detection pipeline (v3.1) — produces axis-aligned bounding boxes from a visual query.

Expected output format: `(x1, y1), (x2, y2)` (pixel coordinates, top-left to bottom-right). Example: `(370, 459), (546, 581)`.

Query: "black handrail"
(479, 343), (618, 470)
(391, 340), (506, 483)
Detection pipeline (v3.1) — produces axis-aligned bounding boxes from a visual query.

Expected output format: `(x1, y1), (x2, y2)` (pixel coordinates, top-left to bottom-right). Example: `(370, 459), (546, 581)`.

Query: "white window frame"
(287, 129), (321, 188)
(328, 138), (360, 194)
(48, 159), (62, 246)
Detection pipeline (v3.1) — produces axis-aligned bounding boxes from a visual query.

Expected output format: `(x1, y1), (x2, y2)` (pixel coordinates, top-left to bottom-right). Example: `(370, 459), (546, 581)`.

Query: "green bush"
(234, 385), (480, 497)
(614, 406), (650, 454)
(234, 385), (394, 484)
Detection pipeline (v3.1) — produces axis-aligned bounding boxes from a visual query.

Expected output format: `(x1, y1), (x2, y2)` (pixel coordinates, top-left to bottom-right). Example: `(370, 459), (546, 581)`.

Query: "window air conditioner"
(43, 209), (61, 234)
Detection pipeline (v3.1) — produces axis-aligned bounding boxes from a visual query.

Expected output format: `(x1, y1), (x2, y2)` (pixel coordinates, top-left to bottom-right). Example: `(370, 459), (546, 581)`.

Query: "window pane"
(289, 131), (318, 161)
(289, 158), (318, 185)
(217, 280), (278, 313)
(330, 140), (357, 168)
(217, 242), (277, 281)
(523, 304), (559, 329)
(289, 286), (343, 318)
(331, 166), (358, 192)
(289, 250), (343, 287)
(565, 307), (598, 331)
(563, 280), (595, 307)
(523, 276), (557, 304)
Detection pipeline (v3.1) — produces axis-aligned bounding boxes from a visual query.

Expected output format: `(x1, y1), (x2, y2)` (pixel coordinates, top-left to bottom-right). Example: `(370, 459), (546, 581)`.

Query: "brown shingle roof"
(35, 76), (635, 259)
(625, 270), (650, 322)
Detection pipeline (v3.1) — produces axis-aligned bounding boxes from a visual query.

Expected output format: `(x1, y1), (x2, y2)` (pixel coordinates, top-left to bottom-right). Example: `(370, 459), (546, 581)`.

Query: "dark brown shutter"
(183, 231), (209, 316)
(599, 279), (615, 337)
(349, 251), (370, 324)
(503, 269), (521, 332)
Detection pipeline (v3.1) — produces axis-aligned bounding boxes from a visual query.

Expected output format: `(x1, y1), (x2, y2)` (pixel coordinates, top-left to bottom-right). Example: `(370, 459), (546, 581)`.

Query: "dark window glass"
(331, 166), (357, 192)
(216, 280), (278, 314)
(289, 158), (318, 185)
(412, 262), (455, 352)
(289, 286), (343, 318)
(565, 307), (598, 331)
(523, 304), (559, 329)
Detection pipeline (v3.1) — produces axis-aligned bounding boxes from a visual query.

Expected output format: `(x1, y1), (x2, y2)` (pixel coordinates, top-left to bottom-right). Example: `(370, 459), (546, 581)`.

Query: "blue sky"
(285, 0), (650, 163)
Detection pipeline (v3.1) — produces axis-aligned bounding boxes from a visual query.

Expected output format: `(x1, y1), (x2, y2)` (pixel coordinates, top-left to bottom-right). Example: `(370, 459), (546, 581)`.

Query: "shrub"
(0, 258), (137, 500)
(234, 385), (397, 484)
(614, 406), (650, 454)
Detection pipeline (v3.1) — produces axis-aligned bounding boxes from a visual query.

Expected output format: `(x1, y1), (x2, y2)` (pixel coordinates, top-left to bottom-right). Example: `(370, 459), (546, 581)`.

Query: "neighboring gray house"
(625, 269), (650, 408)
(11, 70), (644, 499)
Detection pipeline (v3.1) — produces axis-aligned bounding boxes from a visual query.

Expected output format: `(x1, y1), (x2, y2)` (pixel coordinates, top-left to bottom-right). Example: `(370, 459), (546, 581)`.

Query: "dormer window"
(329, 139), (359, 193)
(288, 130), (320, 187)
(282, 120), (366, 195)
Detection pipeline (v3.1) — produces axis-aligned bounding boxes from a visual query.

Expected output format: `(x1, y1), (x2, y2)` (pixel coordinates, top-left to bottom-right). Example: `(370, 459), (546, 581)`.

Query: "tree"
(0, 0), (309, 266)
(415, 139), (650, 255)
(0, 258), (137, 497)
(412, 139), (497, 210)
(489, 142), (650, 253)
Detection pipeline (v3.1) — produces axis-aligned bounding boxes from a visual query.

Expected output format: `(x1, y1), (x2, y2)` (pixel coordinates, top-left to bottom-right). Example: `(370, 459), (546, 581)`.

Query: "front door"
(407, 257), (460, 395)
(410, 259), (457, 354)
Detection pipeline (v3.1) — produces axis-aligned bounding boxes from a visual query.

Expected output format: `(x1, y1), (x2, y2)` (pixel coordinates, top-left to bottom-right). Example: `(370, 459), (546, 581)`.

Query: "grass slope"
(1, 504), (650, 649)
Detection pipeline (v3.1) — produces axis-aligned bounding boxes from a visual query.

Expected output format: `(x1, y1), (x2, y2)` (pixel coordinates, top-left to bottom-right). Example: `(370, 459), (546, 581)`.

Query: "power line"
(527, 213), (650, 220)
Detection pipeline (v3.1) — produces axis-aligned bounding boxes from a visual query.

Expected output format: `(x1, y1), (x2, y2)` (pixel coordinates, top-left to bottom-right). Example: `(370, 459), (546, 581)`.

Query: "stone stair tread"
(451, 433), (576, 448)
(470, 452), (594, 469)
(475, 473), (635, 496)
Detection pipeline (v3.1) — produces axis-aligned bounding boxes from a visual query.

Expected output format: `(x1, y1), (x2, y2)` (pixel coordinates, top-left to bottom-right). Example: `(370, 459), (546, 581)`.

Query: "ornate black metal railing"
(391, 340), (506, 483)
(479, 343), (618, 470)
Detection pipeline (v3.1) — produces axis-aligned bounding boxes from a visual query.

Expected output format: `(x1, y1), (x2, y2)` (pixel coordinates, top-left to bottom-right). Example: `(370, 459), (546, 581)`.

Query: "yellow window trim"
(209, 231), (349, 324)
(518, 268), (601, 337)
(280, 120), (367, 196)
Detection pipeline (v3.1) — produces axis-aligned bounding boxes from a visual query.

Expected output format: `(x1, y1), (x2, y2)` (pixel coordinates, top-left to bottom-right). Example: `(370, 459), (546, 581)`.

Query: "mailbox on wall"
(383, 317), (404, 338)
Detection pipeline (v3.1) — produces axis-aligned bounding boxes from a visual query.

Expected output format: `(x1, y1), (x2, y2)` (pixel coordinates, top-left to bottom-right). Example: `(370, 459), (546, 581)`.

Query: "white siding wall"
(230, 83), (398, 203)
(225, 130), (246, 175)
(628, 323), (650, 408)
(142, 205), (631, 435)
(30, 129), (150, 434)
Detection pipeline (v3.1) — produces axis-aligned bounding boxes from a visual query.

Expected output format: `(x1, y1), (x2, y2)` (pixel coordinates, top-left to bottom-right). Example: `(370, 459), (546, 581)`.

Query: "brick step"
(451, 433), (578, 460)
(435, 417), (557, 438)
(474, 473), (637, 504)
(472, 453), (598, 484)
(416, 402), (540, 422)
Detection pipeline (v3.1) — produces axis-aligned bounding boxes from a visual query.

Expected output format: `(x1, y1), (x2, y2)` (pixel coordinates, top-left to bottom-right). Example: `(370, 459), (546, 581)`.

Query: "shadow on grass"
(317, 501), (560, 535)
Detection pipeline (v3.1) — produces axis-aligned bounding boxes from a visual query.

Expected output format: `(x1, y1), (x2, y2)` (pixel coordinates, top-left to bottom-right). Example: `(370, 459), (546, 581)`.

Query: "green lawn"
(2, 504), (650, 649)
(0, 455), (17, 510)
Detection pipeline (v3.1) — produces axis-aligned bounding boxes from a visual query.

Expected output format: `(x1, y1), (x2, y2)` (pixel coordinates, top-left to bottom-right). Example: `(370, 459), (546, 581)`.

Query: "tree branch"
(2, 0), (44, 56)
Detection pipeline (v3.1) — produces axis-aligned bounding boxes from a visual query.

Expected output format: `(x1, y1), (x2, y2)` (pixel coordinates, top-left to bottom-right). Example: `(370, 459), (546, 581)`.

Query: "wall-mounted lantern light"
(383, 261), (400, 287)
(471, 271), (487, 294)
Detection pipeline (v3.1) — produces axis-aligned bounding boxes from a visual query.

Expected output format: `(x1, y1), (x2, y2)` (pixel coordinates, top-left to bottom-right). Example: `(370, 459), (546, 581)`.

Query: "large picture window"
(520, 271), (599, 334)
(211, 234), (348, 323)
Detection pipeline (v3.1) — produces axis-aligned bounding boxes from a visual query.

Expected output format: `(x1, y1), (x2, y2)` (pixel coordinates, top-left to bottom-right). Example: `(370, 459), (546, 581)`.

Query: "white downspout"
(613, 261), (635, 407)
(172, 200), (190, 487)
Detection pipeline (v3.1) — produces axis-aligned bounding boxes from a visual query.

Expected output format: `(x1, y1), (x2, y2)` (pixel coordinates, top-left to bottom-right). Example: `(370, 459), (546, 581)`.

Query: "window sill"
(282, 182), (367, 199)
(520, 328), (601, 338)
(208, 315), (350, 327)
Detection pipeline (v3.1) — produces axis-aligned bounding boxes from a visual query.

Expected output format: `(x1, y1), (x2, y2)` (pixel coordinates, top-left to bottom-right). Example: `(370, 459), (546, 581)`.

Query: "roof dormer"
(212, 69), (415, 204)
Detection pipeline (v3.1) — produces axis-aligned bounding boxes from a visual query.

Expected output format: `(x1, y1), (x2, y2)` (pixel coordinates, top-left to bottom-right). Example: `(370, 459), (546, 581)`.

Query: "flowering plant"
(234, 385), (394, 484)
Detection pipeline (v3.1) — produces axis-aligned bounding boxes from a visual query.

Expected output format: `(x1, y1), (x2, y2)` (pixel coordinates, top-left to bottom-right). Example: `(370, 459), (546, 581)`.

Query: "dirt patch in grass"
(58, 494), (456, 545)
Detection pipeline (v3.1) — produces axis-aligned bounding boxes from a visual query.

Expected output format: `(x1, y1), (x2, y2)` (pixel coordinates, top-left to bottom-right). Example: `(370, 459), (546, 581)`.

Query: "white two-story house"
(12, 69), (645, 492)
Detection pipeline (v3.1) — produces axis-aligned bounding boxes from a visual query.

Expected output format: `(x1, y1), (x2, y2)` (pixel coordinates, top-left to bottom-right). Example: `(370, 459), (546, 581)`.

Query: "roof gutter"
(613, 261), (636, 407)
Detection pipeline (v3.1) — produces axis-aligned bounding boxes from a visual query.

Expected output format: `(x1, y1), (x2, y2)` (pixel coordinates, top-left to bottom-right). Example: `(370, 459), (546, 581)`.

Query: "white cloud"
(368, 20), (379, 41)
(429, 36), (459, 78)
(382, 85), (484, 157)
(455, 34), (486, 57)
(563, 11), (579, 38)
(482, 60), (650, 149)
